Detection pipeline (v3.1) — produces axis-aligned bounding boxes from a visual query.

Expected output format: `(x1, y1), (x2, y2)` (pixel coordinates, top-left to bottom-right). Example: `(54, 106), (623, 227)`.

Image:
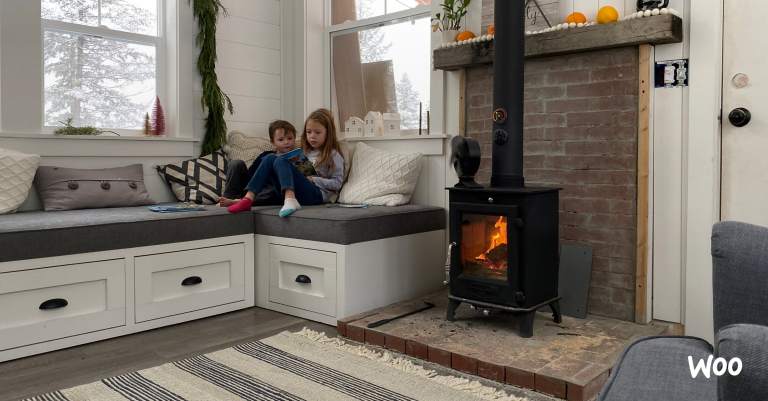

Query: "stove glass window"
(460, 214), (508, 281)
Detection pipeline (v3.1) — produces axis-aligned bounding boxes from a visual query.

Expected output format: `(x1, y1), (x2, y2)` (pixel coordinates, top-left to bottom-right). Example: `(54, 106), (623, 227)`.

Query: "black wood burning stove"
(446, 0), (562, 338)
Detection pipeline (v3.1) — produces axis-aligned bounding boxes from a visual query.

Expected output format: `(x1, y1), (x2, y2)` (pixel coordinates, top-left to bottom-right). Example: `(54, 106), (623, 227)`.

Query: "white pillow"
(339, 142), (423, 206)
(222, 130), (274, 166)
(0, 148), (40, 214)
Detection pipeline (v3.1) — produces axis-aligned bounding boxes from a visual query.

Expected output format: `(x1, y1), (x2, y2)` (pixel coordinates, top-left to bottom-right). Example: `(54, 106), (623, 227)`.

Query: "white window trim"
(40, 0), (167, 136)
(327, 5), (432, 34)
(324, 2), (443, 135)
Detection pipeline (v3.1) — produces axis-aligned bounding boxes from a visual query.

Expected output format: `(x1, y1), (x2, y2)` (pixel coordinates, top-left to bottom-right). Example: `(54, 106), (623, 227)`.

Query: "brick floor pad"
(338, 289), (669, 401)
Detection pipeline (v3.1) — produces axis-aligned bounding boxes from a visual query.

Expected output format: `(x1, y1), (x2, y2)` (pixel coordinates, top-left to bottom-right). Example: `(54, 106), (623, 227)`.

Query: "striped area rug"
(25, 329), (529, 401)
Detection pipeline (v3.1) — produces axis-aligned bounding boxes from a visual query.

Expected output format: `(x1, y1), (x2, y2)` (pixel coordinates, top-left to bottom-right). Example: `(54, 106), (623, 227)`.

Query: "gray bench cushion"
(253, 205), (446, 244)
(0, 204), (446, 262)
(0, 206), (256, 263)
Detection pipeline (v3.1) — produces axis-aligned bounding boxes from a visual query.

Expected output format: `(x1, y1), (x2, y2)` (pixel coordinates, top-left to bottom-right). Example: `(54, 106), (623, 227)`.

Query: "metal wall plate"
(558, 243), (593, 319)
(655, 59), (689, 88)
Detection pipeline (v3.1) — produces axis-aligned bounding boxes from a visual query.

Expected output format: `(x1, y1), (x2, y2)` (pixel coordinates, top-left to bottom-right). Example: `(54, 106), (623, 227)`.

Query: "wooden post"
(635, 44), (652, 324)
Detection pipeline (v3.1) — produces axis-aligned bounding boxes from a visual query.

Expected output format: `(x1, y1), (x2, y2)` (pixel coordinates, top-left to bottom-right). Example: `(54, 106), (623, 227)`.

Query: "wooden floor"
(0, 307), (332, 401)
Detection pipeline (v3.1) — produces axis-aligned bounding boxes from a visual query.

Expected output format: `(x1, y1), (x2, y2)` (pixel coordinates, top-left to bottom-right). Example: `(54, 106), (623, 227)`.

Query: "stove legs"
(518, 312), (536, 338)
(550, 300), (562, 324)
(446, 297), (561, 338)
(446, 298), (461, 321)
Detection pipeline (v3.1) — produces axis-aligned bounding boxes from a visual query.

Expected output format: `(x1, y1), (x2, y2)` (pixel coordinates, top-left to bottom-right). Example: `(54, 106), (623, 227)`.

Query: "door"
(721, 0), (768, 225)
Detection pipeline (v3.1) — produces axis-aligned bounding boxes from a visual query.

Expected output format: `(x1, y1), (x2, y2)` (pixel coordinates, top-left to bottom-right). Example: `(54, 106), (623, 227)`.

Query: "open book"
(279, 148), (317, 177)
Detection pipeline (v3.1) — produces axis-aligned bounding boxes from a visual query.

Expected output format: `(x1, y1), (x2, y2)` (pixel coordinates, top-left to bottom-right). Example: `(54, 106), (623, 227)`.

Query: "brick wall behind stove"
(465, 48), (639, 321)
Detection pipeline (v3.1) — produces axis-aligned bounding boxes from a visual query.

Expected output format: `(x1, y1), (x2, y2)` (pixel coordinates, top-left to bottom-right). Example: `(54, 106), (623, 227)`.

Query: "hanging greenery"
(188, 0), (233, 156)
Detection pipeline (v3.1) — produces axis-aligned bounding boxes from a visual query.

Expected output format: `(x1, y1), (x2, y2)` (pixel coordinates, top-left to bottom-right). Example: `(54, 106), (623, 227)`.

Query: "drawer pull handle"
(39, 298), (68, 310)
(181, 276), (203, 286)
(295, 274), (312, 284)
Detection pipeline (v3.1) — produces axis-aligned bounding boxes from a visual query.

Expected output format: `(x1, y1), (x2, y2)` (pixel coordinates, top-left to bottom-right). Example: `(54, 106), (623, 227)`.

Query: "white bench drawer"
(134, 244), (246, 323)
(268, 244), (337, 317)
(0, 259), (126, 351)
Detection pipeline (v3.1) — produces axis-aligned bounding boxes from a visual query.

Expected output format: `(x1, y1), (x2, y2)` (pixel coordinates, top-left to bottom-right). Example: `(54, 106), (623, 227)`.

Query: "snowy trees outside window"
(42, 0), (159, 131)
(331, 0), (431, 132)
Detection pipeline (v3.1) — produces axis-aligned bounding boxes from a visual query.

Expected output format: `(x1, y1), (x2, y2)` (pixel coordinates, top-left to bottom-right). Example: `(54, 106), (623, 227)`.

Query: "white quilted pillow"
(0, 148), (40, 214)
(339, 142), (423, 206)
(222, 130), (274, 166)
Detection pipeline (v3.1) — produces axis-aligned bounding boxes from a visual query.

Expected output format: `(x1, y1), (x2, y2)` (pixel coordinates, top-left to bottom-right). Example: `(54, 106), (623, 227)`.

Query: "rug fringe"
(294, 328), (529, 401)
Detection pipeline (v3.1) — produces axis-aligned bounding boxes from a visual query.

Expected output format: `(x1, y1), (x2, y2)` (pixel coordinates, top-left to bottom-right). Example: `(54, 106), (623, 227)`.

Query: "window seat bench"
(0, 204), (446, 361)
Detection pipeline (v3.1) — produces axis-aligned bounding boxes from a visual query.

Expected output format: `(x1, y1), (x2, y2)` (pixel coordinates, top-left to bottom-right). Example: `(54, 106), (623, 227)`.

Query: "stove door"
(449, 203), (522, 306)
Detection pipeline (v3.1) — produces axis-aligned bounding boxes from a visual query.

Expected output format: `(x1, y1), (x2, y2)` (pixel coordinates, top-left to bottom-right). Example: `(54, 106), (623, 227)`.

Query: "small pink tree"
(151, 96), (166, 136)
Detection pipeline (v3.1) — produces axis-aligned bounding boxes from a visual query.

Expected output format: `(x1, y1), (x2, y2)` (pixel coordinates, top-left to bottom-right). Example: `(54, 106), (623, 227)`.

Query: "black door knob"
(729, 107), (752, 127)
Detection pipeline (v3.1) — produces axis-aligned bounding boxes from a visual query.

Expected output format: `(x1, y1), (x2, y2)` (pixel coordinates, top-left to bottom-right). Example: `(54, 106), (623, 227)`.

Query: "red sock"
(227, 197), (253, 213)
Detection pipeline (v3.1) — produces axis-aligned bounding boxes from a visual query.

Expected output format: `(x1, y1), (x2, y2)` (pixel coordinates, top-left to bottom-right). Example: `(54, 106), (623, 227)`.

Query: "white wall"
(650, 0), (690, 324)
(684, 0), (722, 342)
(206, 0), (285, 138)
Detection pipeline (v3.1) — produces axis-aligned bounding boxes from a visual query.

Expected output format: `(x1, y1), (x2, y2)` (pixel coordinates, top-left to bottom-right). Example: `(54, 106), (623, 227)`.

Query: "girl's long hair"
(302, 108), (341, 170)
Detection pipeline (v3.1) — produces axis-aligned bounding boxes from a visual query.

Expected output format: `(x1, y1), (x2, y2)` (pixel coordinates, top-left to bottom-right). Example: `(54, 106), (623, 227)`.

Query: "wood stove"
(446, 0), (562, 338)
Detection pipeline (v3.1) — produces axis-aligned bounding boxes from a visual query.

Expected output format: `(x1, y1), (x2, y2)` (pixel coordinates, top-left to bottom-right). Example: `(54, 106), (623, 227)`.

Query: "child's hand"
(307, 176), (318, 183)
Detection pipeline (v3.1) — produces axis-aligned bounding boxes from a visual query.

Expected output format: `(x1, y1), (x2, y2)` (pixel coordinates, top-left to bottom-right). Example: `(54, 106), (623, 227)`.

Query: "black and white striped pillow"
(156, 151), (228, 205)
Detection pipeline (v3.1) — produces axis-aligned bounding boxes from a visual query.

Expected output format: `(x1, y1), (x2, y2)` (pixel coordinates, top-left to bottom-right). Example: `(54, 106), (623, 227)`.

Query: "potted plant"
(432, 0), (471, 43)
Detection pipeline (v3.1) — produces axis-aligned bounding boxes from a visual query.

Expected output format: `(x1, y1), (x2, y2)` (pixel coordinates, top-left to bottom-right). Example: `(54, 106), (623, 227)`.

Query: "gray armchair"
(598, 221), (768, 401)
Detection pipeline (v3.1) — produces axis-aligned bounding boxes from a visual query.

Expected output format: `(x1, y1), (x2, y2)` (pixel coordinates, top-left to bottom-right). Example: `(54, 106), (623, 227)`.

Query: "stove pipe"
(490, 0), (526, 188)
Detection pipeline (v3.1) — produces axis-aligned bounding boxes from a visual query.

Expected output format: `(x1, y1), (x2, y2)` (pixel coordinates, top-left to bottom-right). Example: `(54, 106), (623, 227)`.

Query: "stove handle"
(444, 242), (457, 285)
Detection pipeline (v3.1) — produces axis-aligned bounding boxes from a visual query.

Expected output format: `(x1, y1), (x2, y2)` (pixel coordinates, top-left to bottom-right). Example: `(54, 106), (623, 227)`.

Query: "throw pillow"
(0, 148), (40, 214)
(339, 142), (423, 206)
(223, 130), (274, 166)
(339, 140), (355, 184)
(35, 164), (154, 211)
(156, 151), (228, 204)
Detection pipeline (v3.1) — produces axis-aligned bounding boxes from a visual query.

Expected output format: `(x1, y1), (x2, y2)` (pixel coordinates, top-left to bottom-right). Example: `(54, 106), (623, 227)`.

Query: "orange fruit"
(487, 24), (495, 35)
(597, 6), (619, 24)
(456, 31), (476, 41)
(565, 12), (587, 24)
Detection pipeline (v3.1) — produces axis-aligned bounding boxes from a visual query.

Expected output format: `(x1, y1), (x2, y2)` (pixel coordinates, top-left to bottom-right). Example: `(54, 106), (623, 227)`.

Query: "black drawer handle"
(295, 274), (311, 284)
(39, 298), (68, 310)
(181, 276), (203, 286)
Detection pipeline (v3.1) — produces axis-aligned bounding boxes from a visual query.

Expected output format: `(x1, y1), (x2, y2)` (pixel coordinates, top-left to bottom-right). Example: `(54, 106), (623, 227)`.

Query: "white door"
(721, 0), (768, 225)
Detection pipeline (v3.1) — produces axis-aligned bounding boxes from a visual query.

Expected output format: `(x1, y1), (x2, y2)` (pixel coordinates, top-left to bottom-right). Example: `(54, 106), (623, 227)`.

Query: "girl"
(227, 109), (344, 217)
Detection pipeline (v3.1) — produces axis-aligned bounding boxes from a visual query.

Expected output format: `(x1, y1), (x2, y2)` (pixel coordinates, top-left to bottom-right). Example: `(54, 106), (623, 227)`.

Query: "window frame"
(40, 0), (166, 135)
(326, 2), (432, 135)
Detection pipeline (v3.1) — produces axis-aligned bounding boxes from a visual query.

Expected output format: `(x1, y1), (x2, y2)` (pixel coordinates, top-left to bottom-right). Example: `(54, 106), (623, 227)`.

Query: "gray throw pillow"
(35, 164), (155, 211)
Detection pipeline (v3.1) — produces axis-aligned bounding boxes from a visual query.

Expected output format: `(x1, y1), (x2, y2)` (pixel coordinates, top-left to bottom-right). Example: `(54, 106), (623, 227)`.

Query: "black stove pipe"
(490, 0), (526, 188)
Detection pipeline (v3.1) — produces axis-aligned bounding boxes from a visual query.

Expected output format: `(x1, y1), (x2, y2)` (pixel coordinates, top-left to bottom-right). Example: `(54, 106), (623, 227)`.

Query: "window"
(330, 0), (432, 133)
(41, 0), (162, 132)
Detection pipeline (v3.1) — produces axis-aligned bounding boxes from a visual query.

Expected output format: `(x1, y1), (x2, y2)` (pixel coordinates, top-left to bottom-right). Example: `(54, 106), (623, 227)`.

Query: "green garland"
(188, 0), (233, 156)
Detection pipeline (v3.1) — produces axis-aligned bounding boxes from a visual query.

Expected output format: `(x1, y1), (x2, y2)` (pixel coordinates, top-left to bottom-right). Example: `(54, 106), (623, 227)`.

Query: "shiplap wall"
(196, 0), (284, 139)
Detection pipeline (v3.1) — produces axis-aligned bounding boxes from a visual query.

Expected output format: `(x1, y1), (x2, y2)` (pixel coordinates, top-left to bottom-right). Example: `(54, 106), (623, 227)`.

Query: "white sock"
(279, 197), (301, 217)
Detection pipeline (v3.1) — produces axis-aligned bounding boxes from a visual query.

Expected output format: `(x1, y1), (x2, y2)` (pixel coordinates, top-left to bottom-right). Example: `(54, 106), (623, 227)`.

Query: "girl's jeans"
(245, 154), (323, 205)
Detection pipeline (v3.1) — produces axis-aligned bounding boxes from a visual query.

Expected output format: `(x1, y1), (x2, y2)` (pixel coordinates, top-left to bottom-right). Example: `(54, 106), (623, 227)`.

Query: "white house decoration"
(364, 111), (384, 137)
(382, 113), (401, 135)
(344, 116), (365, 137)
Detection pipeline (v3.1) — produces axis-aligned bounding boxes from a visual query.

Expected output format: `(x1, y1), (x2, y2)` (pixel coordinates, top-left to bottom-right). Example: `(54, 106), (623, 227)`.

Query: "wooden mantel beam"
(434, 14), (683, 71)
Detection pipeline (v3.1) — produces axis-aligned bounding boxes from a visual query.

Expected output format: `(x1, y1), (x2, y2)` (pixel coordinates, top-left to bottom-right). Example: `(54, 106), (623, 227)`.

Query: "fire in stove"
(475, 216), (508, 270)
(461, 215), (510, 281)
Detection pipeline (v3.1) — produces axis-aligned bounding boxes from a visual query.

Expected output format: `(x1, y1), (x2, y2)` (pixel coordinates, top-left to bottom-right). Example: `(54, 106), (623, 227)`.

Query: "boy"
(219, 120), (297, 206)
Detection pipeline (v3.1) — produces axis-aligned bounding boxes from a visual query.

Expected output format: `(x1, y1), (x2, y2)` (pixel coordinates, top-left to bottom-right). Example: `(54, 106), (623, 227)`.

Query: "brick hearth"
(338, 291), (670, 401)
